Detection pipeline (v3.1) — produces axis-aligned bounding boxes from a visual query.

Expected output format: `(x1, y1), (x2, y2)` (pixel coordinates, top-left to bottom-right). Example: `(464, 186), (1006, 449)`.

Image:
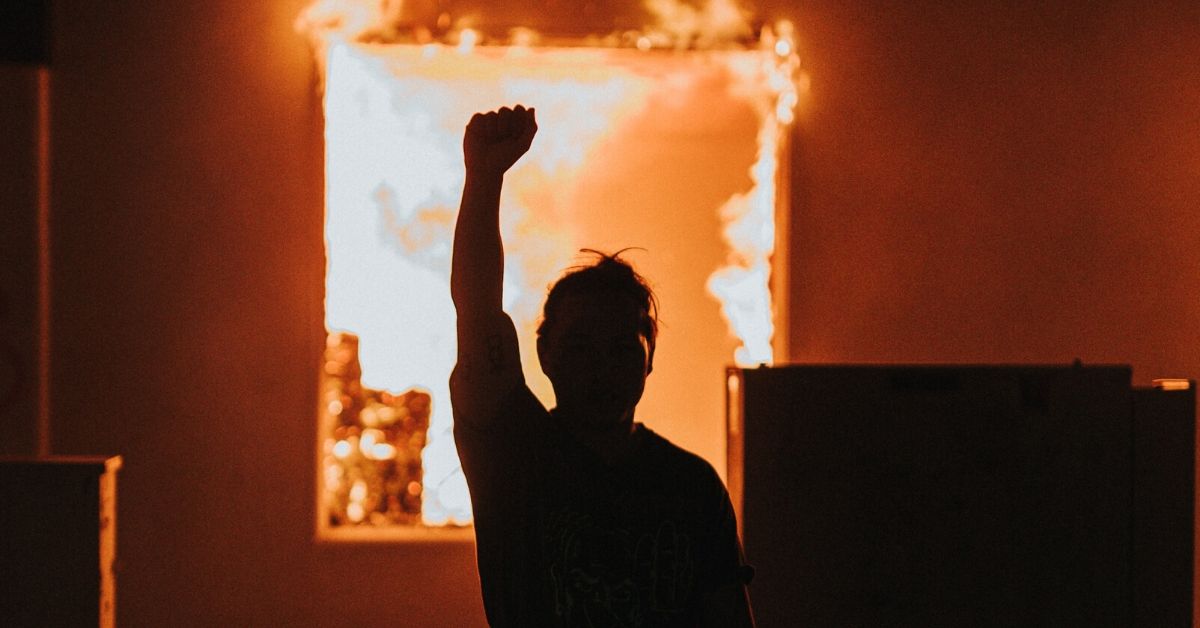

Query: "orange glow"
(306, 6), (803, 529)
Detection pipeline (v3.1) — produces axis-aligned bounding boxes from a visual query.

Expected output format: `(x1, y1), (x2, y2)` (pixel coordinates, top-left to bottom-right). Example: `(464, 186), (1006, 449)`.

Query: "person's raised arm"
(451, 105), (536, 317)
(450, 105), (537, 424)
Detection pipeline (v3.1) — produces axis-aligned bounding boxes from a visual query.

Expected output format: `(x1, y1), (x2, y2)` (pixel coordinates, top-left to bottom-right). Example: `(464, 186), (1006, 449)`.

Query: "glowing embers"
(320, 40), (794, 532)
(321, 332), (430, 526)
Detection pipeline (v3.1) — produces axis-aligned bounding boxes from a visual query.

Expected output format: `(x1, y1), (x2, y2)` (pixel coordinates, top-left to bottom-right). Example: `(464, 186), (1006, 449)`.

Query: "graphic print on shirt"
(544, 507), (696, 627)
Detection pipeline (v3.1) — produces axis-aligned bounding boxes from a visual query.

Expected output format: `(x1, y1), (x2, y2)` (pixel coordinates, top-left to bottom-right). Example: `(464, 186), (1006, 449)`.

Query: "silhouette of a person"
(450, 105), (755, 627)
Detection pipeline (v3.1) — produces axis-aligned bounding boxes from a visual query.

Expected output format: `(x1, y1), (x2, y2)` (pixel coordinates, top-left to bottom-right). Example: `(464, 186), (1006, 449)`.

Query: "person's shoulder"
(637, 425), (724, 484)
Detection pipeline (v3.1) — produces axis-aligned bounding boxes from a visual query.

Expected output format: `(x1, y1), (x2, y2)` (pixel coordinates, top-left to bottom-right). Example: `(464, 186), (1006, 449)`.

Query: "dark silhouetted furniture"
(0, 456), (121, 627)
(726, 365), (1193, 627)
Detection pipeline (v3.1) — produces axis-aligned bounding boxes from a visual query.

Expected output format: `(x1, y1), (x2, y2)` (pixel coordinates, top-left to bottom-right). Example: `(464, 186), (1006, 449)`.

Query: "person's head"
(536, 250), (659, 427)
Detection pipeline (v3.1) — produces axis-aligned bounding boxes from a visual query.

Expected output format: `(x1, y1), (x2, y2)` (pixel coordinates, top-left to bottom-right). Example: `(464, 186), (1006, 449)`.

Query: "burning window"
(301, 1), (804, 537)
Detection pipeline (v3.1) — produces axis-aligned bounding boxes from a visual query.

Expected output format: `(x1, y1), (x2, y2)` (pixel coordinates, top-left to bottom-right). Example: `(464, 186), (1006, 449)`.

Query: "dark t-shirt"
(453, 382), (747, 627)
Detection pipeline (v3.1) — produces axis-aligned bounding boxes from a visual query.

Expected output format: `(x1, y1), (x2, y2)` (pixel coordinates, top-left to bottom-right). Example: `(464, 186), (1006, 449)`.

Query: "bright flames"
(304, 6), (802, 531)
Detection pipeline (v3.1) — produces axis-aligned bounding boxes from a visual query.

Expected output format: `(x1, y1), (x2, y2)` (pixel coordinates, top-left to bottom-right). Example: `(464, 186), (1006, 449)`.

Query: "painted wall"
(20, 0), (1199, 625)
(781, 0), (1200, 381)
(0, 66), (40, 456)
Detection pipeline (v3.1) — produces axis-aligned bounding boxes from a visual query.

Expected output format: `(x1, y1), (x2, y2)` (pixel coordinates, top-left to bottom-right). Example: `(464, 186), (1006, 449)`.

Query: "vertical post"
(36, 66), (51, 457)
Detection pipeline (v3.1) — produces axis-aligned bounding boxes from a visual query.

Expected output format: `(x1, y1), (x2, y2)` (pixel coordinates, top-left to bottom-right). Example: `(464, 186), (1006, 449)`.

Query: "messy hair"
(536, 249), (660, 361)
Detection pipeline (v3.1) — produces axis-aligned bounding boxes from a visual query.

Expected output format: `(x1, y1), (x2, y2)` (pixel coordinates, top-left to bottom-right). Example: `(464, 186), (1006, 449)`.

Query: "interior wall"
(36, 0), (1199, 626)
(0, 65), (40, 456)
(779, 0), (1200, 382)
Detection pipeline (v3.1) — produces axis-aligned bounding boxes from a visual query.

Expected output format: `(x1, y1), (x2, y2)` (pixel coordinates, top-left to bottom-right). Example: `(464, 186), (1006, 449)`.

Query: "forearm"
(451, 171), (505, 317)
(452, 104), (536, 319)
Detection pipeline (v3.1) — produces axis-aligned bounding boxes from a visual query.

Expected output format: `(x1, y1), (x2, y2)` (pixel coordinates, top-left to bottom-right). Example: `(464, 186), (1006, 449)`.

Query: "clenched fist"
(463, 105), (537, 176)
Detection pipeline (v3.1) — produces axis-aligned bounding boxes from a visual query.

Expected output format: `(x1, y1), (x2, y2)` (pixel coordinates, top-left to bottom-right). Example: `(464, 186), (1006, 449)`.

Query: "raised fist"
(463, 105), (537, 176)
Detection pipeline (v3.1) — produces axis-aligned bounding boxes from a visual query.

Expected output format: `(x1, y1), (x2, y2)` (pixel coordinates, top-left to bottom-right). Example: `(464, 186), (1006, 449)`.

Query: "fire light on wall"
(300, 0), (805, 537)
